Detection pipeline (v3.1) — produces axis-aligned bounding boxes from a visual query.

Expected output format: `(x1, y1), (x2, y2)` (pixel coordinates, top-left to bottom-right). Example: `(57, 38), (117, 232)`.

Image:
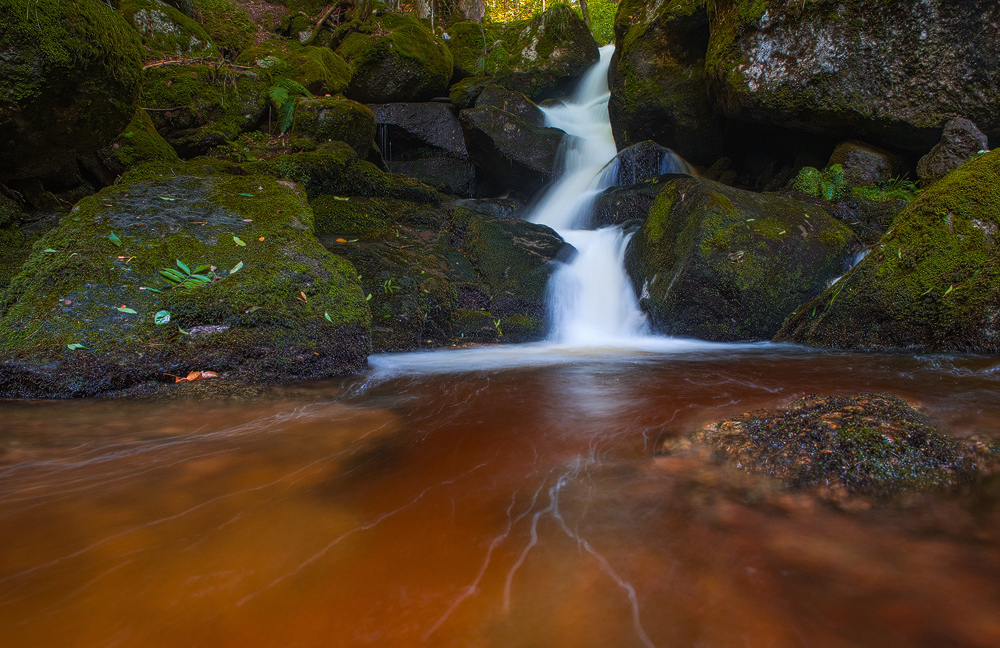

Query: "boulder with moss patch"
(447, 6), (598, 101)
(314, 198), (566, 350)
(707, 0), (1000, 150)
(334, 13), (453, 103)
(291, 96), (376, 158)
(81, 110), (181, 186)
(608, 0), (723, 165)
(0, 174), (370, 399)
(142, 63), (270, 158)
(0, 0), (144, 182)
(191, 0), (256, 59)
(776, 150), (1000, 352)
(119, 0), (218, 57)
(625, 176), (858, 341)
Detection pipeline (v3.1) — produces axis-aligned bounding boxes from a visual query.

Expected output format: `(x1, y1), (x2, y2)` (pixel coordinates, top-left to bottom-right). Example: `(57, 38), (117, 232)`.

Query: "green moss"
(119, 0), (218, 58)
(790, 165), (846, 200)
(0, 173), (370, 397)
(291, 96), (375, 157)
(142, 63), (271, 157)
(111, 110), (181, 169)
(778, 150), (1000, 351)
(311, 195), (394, 239)
(852, 178), (920, 204)
(0, 0), (144, 181)
(192, 0), (255, 59)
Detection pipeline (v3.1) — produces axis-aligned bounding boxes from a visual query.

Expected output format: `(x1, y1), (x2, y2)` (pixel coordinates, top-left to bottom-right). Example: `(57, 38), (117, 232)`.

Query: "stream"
(2, 345), (1000, 647)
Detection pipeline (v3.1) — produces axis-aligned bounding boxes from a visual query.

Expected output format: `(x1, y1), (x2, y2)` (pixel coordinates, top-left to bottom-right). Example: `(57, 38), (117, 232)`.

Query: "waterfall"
(529, 45), (650, 345)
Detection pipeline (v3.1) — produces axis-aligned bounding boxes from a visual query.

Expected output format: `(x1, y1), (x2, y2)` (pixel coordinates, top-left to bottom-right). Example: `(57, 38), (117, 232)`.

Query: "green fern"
(159, 260), (213, 291)
(268, 78), (313, 134)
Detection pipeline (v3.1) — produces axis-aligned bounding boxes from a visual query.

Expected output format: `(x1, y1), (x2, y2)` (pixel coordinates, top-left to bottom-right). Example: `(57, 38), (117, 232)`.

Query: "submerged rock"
(917, 118), (990, 185)
(684, 393), (999, 500)
(776, 150), (1000, 352)
(0, 0), (145, 182)
(608, 0), (724, 165)
(625, 176), (858, 342)
(707, 0), (1000, 149)
(0, 174), (370, 399)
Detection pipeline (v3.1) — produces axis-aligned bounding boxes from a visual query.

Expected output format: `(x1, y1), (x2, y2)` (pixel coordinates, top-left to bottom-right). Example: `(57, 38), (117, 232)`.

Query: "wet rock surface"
(917, 118), (990, 186)
(669, 393), (1000, 502)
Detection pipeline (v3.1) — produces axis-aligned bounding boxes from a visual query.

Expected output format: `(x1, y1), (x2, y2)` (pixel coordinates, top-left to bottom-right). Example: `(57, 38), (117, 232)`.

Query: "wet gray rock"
(474, 86), (545, 127)
(917, 118), (990, 185)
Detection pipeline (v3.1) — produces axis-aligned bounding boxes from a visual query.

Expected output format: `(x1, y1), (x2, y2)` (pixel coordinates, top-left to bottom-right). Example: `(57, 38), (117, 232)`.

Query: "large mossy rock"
(119, 0), (218, 57)
(314, 198), (566, 350)
(335, 13), (453, 103)
(0, 0), (144, 182)
(81, 110), (181, 186)
(191, 0), (257, 59)
(776, 150), (1000, 352)
(625, 176), (858, 341)
(369, 102), (473, 196)
(291, 96), (376, 158)
(446, 5), (599, 101)
(237, 42), (354, 96)
(608, 0), (724, 165)
(706, 0), (1000, 149)
(142, 64), (270, 158)
(459, 105), (565, 198)
(0, 174), (370, 399)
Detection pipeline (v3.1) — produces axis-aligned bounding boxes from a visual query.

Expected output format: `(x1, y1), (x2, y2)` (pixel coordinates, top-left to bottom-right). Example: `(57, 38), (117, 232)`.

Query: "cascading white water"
(529, 45), (650, 345)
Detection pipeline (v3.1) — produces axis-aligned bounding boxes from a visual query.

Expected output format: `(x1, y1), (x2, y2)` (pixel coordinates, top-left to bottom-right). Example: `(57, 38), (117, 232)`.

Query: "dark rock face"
(0, 174), (371, 399)
(314, 198), (567, 350)
(292, 96), (376, 158)
(776, 150), (1000, 353)
(369, 102), (473, 195)
(688, 393), (999, 500)
(625, 176), (858, 342)
(80, 110), (181, 187)
(608, 0), (724, 165)
(142, 64), (270, 158)
(337, 13), (454, 103)
(445, 6), (599, 101)
(917, 118), (990, 185)
(827, 141), (906, 188)
(597, 141), (694, 189)
(474, 85), (546, 127)
(592, 178), (672, 229)
(0, 0), (145, 182)
(707, 0), (1000, 149)
(459, 106), (566, 198)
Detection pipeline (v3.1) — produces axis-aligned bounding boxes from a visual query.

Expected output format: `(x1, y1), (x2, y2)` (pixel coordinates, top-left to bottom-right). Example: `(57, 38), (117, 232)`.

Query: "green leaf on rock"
(239, 193), (254, 197)
(66, 343), (88, 351)
(154, 310), (171, 325)
(108, 232), (122, 247)
(117, 306), (138, 314)
(233, 236), (246, 247)
(230, 260), (243, 274)
(324, 312), (333, 322)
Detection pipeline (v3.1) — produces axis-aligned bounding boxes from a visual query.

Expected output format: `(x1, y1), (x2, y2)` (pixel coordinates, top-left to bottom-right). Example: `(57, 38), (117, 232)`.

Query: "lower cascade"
(530, 45), (678, 346)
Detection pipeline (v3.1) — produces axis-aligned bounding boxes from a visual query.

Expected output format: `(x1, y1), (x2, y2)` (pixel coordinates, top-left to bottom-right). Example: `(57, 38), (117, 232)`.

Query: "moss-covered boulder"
(142, 63), (270, 157)
(315, 199), (565, 351)
(238, 41), (353, 97)
(119, 0), (218, 57)
(685, 393), (999, 501)
(0, 0), (144, 182)
(625, 176), (858, 341)
(474, 85), (545, 127)
(81, 110), (181, 186)
(291, 96), (375, 158)
(446, 5), (599, 101)
(608, 0), (724, 165)
(776, 150), (1000, 352)
(191, 0), (256, 59)
(335, 13), (453, 103)
(369, 102), (473, 196)
(0, 174), (370, 399)
(459, 105), (565, 198)
(707, 0), (1000, 149)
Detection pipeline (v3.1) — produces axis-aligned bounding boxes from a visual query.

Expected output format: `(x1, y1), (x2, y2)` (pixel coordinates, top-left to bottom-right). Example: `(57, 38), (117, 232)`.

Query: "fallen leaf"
(230, 260), (243, 274)
(234, 236), (246, 247)
(108, 232), (122, 247)
(170, 370), (219, 384)
(324, 311), (332, 322)
(297, 291), (308, 303)
(154, 310), (171, 325)
(333, 196), (349, 201)
(258, 236), (264, 241)
(66, 343), (88, 351)
(239, 193), (254, 197)
(117, 306), (138, 314)
(336, 238), (347, 243)
(43, 249), (59, 253)
(159, 196), (176, 201)
(245, 305), (262, 313)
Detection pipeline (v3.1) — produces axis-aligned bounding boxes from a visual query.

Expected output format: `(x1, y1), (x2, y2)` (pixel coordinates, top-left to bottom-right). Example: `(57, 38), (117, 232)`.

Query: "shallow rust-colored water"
(3, 343), (1000, 647)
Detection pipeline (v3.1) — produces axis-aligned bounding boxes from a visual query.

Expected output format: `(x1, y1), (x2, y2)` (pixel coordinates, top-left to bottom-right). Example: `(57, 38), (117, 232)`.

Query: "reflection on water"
(2, 345), (1000, 647)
